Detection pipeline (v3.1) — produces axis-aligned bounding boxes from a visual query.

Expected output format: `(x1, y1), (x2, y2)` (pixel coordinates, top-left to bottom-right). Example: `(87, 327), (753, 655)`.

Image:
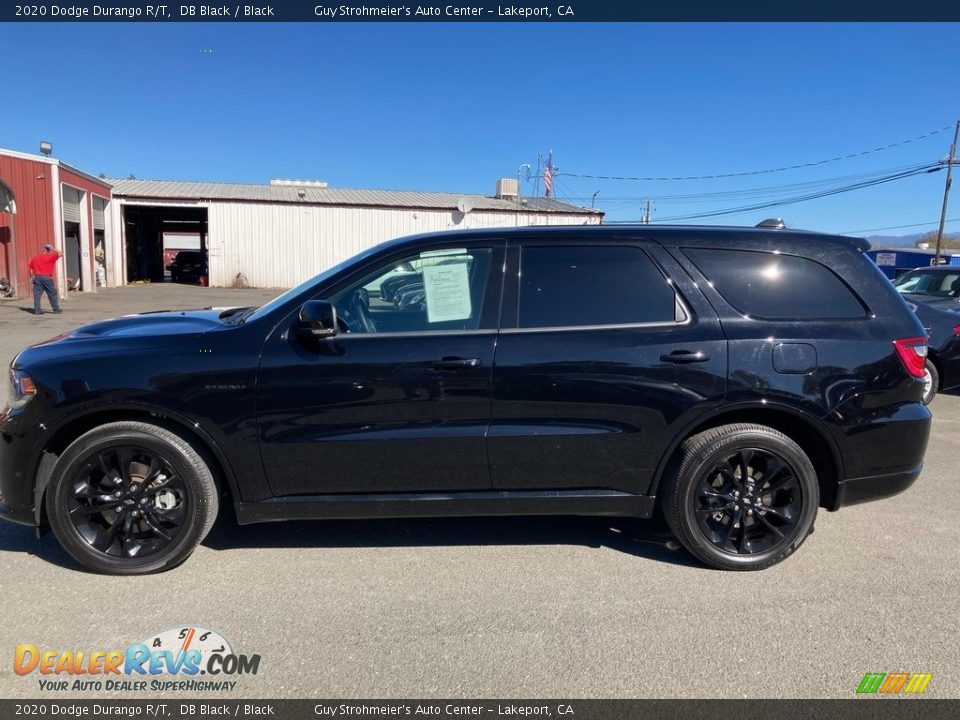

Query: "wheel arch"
(32, 404), (241, 528)
(649, 403), (845, 511)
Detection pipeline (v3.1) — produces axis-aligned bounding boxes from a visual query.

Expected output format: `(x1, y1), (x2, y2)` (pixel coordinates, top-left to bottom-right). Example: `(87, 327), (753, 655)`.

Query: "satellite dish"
(456, 197), (473, 214)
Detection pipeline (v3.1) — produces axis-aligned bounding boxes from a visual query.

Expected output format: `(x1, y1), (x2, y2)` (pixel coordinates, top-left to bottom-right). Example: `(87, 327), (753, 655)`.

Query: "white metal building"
(108, 178), (603, 288)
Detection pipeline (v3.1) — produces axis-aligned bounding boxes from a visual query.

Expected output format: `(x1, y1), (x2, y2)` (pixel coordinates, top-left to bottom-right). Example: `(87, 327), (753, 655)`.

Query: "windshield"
(893, 269), (960, 297)
(239, 245), (386, 324)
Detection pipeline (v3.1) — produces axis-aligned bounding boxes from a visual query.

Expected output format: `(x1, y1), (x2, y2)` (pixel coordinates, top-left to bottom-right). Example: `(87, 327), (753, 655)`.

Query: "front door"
(257, 243), (504, 497)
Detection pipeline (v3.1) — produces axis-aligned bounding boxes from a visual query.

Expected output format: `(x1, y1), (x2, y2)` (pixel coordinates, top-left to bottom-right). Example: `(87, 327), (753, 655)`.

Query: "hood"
(63, 308), (232, 339)
(902, 295), (960, 312)
(13, 309), (242, 368)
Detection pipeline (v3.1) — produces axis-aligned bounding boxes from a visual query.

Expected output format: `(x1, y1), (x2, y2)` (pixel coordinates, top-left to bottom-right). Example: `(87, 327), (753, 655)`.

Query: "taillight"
(954, 324), (960, 336)
(893, 337), (928, 378)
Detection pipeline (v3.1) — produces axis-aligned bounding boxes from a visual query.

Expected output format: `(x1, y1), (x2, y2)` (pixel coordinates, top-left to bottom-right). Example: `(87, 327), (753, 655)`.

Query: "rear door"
(488, 239), (727, 495)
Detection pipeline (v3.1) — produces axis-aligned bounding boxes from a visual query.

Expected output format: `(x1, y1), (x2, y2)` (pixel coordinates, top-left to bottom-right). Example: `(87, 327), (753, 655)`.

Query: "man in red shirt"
(27, 244), (63, 315)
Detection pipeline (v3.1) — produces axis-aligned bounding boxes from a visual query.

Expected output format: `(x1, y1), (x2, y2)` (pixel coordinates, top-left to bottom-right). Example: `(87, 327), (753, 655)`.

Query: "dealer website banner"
(4, 0), (960, 21)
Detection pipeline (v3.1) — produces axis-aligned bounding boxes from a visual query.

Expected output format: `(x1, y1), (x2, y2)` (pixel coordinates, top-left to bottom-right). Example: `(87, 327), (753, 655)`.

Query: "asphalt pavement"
(0, 284), (957, 699)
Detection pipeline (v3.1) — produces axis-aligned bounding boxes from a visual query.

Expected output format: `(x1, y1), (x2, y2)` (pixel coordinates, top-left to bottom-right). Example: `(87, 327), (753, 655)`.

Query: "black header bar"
(3, 0), (960, 22)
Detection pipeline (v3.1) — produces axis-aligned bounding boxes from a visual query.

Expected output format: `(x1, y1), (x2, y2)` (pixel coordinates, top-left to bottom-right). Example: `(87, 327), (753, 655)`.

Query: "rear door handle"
(660, 350), (710, 364)
(432, 357), (482, 369)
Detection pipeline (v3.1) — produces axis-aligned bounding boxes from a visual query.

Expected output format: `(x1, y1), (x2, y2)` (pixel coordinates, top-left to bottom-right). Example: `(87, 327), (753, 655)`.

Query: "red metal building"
(0, 147), (113, 300)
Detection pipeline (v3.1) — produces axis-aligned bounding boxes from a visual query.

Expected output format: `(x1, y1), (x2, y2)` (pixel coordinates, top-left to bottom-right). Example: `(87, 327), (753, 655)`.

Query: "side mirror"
(299, 300), (338, 337)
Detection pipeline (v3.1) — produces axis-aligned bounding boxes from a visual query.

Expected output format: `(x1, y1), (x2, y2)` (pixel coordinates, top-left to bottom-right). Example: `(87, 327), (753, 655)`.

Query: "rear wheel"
(46, 421), (218, 575)
(922, 360), (939, 405)
(662, 423), (818, 571)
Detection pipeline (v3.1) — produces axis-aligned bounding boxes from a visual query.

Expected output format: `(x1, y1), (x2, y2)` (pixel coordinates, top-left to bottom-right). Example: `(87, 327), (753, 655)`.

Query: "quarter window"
(685, 248), (865, 319)
(518, 246), (682, 329)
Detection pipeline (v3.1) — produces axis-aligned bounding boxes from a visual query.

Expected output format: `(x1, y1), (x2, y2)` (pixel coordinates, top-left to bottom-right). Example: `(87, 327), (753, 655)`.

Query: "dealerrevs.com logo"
(856, 672), (933, 695)
(14, 626), (261, 693)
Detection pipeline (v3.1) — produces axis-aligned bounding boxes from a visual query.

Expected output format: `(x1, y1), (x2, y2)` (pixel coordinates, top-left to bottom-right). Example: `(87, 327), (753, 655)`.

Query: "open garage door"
(62, 186), (83, 291)
(123, 204), (208, 284)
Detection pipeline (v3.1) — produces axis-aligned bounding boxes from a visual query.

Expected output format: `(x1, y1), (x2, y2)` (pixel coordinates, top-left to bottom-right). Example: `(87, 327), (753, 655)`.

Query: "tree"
(914, 230), (960, 249)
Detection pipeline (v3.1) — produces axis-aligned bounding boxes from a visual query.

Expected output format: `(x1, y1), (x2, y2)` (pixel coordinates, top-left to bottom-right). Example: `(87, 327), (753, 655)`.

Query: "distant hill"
(864, 232), (925, 249)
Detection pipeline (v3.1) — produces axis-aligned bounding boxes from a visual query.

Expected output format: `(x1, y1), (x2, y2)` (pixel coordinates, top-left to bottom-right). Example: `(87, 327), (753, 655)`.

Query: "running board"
(234, 489), (656, 525)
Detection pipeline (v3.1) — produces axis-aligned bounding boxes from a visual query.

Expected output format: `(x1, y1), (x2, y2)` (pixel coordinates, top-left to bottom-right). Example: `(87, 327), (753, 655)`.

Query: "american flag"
(543, 162), (552, 198)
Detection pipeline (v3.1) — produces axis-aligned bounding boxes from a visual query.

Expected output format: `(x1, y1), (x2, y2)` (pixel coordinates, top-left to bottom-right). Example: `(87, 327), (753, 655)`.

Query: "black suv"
(166, 250), (206, 283)
(0, 226), (931, 574)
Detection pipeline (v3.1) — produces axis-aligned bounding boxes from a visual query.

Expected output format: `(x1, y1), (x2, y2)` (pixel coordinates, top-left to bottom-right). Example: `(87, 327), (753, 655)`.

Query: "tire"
(922, 360), (939, 406)
(46, 421), (218, 575)
(661, 423), (819, 571)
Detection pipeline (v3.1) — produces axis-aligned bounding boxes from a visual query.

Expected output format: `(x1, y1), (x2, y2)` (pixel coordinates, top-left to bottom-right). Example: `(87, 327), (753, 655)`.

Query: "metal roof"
(107, 178), (600, 215)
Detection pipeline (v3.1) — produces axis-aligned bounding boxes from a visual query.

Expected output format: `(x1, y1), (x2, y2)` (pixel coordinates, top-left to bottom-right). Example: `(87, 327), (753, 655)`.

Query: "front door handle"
(432, 357), (482, 369)
(660, 350), (710, 364)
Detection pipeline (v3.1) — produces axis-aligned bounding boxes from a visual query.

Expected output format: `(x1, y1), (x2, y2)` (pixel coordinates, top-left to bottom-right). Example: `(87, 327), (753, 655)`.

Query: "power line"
(559, 125), (954, 182)
(609, 164), (941, 223)
(841, 218), (960, 235)
(561, 161), (939, 209)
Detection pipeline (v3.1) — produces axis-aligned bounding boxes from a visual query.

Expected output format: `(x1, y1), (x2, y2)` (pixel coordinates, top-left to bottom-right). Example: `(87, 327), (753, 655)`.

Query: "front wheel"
(922, 360), (939, 406)
(46, 421), (218, 575)
(662, 423), (819, 571)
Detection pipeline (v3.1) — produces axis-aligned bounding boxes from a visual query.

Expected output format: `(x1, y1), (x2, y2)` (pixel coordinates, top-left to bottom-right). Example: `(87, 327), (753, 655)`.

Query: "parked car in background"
(893, 265), (960, 312)
(166, 250), (206, 283)
(0, 226), (932, 575)
(905, 299), (960, 404)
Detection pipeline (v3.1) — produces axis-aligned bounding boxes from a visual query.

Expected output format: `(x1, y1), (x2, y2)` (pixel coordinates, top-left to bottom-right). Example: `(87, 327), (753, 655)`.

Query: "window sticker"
(423, 261), (472, 323)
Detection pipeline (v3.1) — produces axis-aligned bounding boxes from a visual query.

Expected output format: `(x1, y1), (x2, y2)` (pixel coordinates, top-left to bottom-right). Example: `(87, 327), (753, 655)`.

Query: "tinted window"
(519, 246), (680, 328)
(685, 248), (865, 319)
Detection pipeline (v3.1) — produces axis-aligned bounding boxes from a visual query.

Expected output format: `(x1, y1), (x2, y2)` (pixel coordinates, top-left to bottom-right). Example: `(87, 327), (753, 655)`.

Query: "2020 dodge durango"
(0, 226), (932, 574)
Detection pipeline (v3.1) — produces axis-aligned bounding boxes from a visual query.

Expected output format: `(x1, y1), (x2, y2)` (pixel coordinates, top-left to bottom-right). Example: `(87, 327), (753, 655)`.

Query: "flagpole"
(545, 149), (553, 199)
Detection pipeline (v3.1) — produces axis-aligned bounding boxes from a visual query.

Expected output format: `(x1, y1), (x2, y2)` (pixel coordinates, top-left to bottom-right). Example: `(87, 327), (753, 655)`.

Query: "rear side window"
(685, 248), (865, 319)
(519, 246), (682, 328)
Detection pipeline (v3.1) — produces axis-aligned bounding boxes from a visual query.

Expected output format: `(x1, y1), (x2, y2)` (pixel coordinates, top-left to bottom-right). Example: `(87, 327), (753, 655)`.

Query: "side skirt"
(235, 489), (656, 525)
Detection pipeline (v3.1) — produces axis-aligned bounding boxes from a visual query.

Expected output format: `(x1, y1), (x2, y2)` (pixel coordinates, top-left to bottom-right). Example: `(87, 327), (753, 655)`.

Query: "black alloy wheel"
(47, 421), (218, 575)
(66, 445), (188, 559)
(662, 423), (819, 571)
(694, 447), (802, 556)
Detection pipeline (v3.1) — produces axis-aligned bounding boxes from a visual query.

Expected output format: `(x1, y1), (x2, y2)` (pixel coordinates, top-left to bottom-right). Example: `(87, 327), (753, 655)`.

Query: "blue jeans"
(32, 276), (61, 313)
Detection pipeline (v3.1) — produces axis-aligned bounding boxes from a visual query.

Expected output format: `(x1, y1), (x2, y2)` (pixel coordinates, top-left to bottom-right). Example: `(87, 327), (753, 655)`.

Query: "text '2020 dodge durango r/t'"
(0, 226), (932, 574)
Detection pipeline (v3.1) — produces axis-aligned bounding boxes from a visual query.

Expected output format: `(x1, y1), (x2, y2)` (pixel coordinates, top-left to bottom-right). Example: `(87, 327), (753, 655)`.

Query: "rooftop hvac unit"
(496, 178), (519, 199)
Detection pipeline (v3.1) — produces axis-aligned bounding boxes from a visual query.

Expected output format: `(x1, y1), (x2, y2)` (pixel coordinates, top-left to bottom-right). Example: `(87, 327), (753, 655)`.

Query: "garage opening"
(62, 186), (83, 291)
(122, 205), (208, 284)
(0, 180), (16, 296)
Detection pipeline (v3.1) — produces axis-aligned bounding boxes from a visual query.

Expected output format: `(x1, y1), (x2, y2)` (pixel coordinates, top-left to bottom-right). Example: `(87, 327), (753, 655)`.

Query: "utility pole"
(934, 120), (959, 265)
(642, 199), (652, 224)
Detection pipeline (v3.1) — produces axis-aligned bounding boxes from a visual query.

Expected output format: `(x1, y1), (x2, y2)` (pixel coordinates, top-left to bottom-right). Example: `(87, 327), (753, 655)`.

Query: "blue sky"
(1, 22), (958, 236)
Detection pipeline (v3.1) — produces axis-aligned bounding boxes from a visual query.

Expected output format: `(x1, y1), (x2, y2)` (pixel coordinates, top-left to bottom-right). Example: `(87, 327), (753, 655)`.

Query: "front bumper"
(0, 405), (45, 528)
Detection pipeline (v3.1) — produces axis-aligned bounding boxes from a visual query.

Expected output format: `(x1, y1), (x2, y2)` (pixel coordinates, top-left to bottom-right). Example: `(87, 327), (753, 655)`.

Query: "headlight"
(8, 369), (37, 410)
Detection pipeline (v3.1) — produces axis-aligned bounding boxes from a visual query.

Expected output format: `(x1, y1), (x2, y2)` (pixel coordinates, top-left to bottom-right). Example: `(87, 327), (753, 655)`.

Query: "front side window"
(518, 245), (682, 329)
(329, 248), (493, 334)
(685, 248), (866, 320)
(893, 269), (960, 297)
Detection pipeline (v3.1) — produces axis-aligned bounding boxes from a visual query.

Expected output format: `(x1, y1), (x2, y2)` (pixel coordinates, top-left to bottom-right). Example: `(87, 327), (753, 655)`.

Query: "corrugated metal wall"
(206, 202), (600, 288)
